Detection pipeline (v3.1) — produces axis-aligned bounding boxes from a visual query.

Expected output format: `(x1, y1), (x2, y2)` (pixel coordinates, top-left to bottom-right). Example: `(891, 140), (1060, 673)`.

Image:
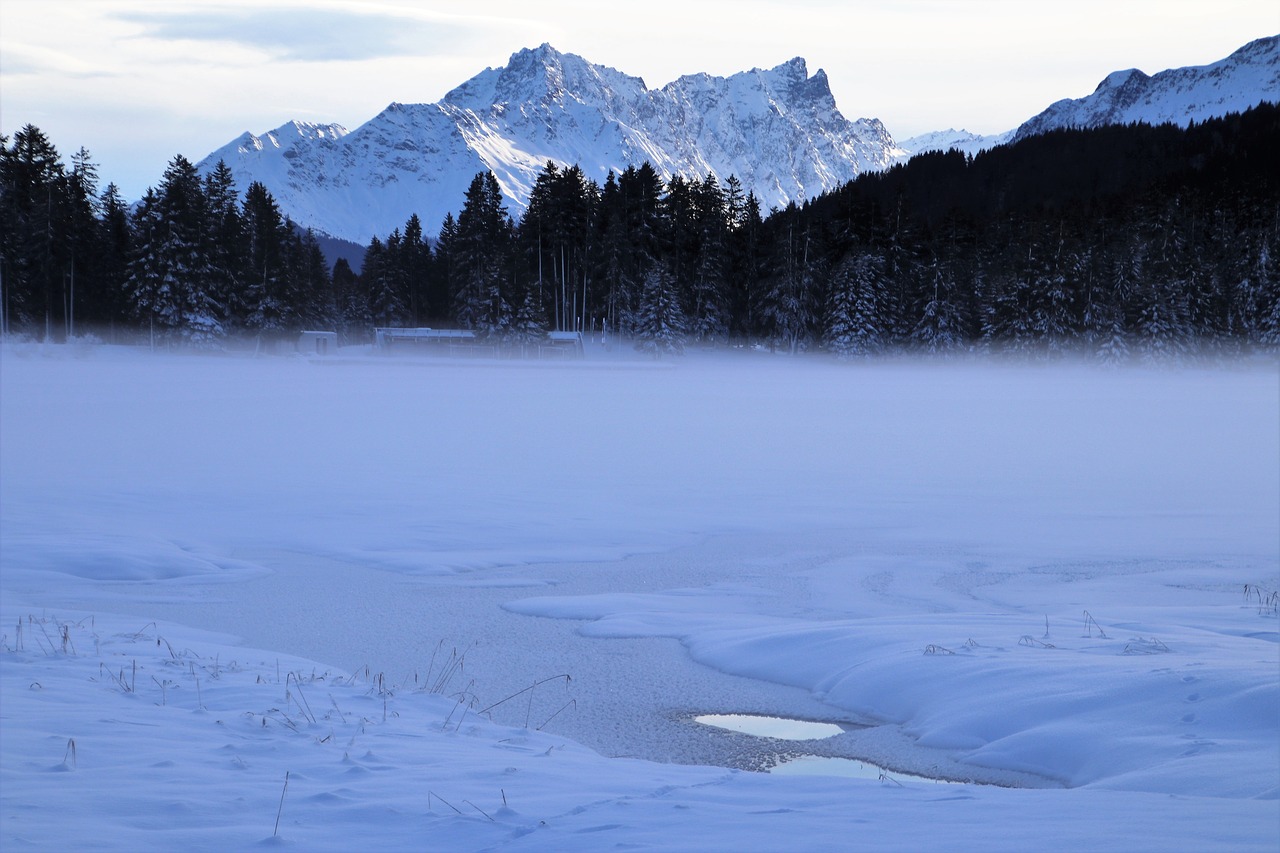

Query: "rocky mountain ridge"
(198, 37), (1279, 244)
(199, 45), (902, 244)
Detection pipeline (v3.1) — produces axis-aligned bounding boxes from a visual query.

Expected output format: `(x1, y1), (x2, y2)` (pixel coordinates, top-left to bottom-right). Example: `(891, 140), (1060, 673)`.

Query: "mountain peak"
(779, 56), (808, 74)
(761, 56), (810, 85)
(523, 42), (561, 60)
(505, 42), (568, 77)
(1095, 68), (1148, 92)
(445, 44), (646, 112)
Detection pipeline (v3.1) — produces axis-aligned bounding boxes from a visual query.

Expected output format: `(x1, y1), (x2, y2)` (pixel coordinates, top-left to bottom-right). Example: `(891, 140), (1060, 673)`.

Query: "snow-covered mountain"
(1012, 35), (1279, 141)
(199, 38), (1278, 245)
(198, 44), (904, 244)
(896, 128), (1013, 159)
(895, 36), (1279, 161)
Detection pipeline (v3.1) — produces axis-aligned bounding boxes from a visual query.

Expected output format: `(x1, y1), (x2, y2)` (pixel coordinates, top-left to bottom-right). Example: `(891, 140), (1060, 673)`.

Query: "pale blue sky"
(2, 0), (1276, 199)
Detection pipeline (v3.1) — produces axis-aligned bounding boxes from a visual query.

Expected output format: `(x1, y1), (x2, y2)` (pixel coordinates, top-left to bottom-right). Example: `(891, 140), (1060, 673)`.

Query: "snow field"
(2, 607), (1274, 852)
(1, 344), (1277, 850)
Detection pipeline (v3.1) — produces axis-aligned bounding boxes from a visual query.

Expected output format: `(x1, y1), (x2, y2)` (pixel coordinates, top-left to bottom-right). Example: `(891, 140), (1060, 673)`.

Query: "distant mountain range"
(198, 36), (1279, 246)
(896, 128), (1014, 160)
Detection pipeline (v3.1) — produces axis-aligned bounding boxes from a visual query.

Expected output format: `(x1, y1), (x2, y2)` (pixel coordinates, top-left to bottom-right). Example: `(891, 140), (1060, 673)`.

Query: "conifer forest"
(2, 103), (1277, 360)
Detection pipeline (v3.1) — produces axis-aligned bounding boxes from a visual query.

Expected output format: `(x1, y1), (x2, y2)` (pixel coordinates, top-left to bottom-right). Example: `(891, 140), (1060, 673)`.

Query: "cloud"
(113, 6), (460, 62)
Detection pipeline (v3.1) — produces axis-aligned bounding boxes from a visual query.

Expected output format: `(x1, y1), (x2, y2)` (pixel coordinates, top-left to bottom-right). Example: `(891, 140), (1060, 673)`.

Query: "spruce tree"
(824, 250), (887, 357)
(688, 174), (730, 344)
(431, 213), (458, 321)
(594, 171), (635, 342)
(1, 125), (68, 337)
(400, 213), (431, 325)
(911, 261), (964, 355)
(732, 191), (766, 341)
(126, 155), (223, 346)
(509, 284), (549, 351)
(1250, 237), (1279, 348)
(241, 180), (291, 334)
(290, 228), (334, 329)
(331, 257), (368, 343)
(203, 161), (245, 331)
(633, 262), (687, 357)
(361, 236), (404, 328)
(63, 147), (102, 338)
(452, 172), (512, 337)
(94, 182), (134, 336)
(762, 214), (819, 354)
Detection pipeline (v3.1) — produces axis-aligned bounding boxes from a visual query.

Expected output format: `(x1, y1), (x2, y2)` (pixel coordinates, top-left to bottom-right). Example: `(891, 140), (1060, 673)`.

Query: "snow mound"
(0, 534), (265, 582)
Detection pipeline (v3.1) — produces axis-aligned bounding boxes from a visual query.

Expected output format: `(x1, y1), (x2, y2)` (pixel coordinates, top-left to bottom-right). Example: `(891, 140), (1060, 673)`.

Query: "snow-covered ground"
(2, 342), (1277, 851)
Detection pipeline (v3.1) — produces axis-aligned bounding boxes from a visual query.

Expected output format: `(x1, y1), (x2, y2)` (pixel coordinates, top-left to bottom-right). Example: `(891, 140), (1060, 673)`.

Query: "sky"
(2, 0), (1277, 200)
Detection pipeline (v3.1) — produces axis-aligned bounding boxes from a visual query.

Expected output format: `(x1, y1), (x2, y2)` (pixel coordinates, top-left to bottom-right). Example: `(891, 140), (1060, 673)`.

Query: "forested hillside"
(3, 103), (1276, 359)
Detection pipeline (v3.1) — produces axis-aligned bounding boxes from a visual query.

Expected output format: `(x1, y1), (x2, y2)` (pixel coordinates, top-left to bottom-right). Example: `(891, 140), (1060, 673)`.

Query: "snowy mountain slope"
(197, 45), (905, 244)
(1013, 35), (1279, 140)
(894, 36), (1278, 161)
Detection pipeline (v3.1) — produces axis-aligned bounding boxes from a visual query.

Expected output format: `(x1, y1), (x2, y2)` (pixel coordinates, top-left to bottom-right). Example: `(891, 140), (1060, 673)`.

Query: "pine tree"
(762, 214), (819, 354)
(1131, 204), (1195, 362)
(619, 163), (665, 308)
(452, 172), (513, 337)
(93, 182), (133, 336)
(1100, 236), (1144, 358)
(824, 250), (887, 358)
(125, 189), (163, 344)
(509, 284), (549, 351)
(911, 261), (965, 355)
(126, 155), (223, 346)
(688, 174), (730, 345)
(400, 213), (431, 325)
(241, 180), (291, 334)
(1132, 278), (1191, 363)
(661, 174), (697, 324)
(63, 147), (102, 338)
(595, 172), (634, 343)
(1250, 236), (1279, 348)
(1, 125), (68, 337)
(290, 228), (334, 329)
(431, 213), (458, 321)
(361, 236), (406, 328)
(1028, 243), (1075, 355)
(521, 161), (598, 332)
(331, 257), (369, 343)
(203, 161), (245, 331)
(732, 191), (766, 341)
(1094, 306), (1130, 365)
(633, 262), (687, 357)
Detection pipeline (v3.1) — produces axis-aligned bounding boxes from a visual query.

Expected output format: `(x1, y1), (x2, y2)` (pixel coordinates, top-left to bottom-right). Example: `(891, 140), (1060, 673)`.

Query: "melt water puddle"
(694, 714), (961, 785)
(695, 714), (846, 740)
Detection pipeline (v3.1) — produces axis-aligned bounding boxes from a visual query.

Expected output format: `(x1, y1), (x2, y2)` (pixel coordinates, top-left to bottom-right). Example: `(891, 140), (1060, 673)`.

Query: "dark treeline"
(0, 139), (338, 346)
(3, 102), (1277, 358)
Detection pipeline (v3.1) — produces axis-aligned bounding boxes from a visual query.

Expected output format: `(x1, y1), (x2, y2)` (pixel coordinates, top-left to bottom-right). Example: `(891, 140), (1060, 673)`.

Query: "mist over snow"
(2, 344), (1277, 850)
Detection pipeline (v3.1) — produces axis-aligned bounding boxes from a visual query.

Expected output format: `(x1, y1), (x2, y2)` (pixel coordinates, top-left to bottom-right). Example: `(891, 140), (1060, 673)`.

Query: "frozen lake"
(2, 345), (1277, 850)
